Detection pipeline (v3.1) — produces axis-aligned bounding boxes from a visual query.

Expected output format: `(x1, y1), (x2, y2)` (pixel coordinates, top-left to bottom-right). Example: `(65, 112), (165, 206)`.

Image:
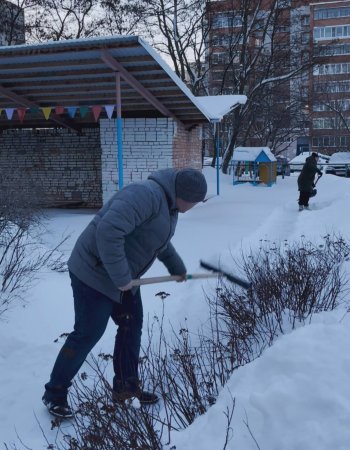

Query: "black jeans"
(44, 272), (143, 402)
(298, 191), (311, 207)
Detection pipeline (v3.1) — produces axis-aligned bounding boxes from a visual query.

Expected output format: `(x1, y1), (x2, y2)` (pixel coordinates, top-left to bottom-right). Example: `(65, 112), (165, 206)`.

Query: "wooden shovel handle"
(131, 273), (218, 287)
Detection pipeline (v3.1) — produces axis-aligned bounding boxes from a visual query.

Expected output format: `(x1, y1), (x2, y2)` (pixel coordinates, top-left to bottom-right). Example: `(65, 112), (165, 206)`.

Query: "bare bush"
(64, 372), (164, 449)
(243, 234), (349, 325)
(0, 171), (67, 317)
(211, 234), (350, 364)
(42, 354), (169, 449)
(42, 310), (237, 450)
(0, 223), (67, 317)
(0, 170), (46, 229)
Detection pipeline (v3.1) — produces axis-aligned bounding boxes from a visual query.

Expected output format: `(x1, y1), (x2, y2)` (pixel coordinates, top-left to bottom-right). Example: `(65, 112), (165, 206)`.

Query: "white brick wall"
(100, 118), (175, 203)
(0, 117), (202, 208)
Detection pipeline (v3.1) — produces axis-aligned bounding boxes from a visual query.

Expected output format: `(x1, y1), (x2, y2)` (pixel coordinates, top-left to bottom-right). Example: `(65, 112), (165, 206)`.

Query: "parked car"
(325, 152), (350, 177)
(289, 152), (330, 173)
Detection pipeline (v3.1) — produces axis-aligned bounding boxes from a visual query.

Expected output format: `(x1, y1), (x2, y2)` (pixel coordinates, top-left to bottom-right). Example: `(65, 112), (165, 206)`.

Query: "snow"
(328, 151), (350, 164)
(231, 146), (276, 162)
(194, 95), (247, 122)
(289, 151), (330, 164)
(172, 309), (350, 450)
(1, 169), (350, 449)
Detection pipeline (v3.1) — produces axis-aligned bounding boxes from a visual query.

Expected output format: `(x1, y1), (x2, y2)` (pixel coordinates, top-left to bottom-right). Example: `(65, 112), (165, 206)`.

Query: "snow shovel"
(310, 173), (322, 198)
(200, 260), (252, 290)
(131, 272), (219, 287)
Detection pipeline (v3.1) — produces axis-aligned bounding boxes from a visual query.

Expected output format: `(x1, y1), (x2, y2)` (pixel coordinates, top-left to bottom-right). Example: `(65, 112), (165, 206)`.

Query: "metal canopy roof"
(0, 35), (216, 131)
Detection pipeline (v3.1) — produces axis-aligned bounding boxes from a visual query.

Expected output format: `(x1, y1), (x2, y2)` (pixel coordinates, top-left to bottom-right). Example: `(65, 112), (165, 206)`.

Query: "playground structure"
(231, 147), (277, 186)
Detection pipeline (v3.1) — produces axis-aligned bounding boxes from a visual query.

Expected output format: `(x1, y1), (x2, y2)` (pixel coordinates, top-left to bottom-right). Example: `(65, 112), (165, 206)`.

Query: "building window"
(212, 52), (229, 64)
(314, 7), (350, 21)
(276, 25), (290, 33)
(211, 34), (243, 47)
(229, 16), (243, 27)
(316, 43), (350, 56)
(315, 80), (350, 93)
(301, 33), (310, 44)
(212, 35), (229, 47)
(212, 14), (228, 29)
(212, 13), (242, 29)
(312, 135), (350, 148)
(302, 16), (310, 26)
(314, 25), (350, 41)
(212, 71), (224, 81)
(316, 62), (350, 75)
(277, 0), (291, 8)
(313, 99), (350, 111)
(313, 117), (350, 130)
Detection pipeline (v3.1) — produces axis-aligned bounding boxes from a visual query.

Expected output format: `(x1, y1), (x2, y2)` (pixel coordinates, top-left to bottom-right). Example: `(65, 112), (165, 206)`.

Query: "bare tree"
(240, 82), (310, 156)
(99, 0), (145, 35)
(206, 0), (314, 172)
(103, 0), (211, 96)
(0, 0), (30, 45)
(26, 0), (103, 41)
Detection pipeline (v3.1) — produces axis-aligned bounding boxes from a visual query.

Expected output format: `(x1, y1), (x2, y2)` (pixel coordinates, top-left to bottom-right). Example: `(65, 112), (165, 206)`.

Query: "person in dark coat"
(42, 167), (207, 418)
(297, 152), (323, 211)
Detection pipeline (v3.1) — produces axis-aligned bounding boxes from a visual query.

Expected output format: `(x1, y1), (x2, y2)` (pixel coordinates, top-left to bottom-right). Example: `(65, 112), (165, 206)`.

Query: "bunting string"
(0, 105), (117, 121)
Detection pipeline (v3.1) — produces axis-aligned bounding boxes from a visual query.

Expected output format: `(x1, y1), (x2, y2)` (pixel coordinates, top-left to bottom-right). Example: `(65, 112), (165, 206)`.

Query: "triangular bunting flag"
(55, 106), (65, 115)
(92, 105), (102, 122)
(67, 106), (77, 118)
(104, 105), (115, 119)
(29, 107), (40, 114)
(5, 108), (15, 120)
(41, 107), (52, 120)
(17, 108), (27, 123)
(80, 106), (89, 118)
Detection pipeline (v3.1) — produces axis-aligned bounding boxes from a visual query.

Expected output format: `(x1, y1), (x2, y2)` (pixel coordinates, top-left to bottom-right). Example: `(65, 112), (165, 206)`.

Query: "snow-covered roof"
(231, 146), (276, 162)
(194, 95), (247, 122)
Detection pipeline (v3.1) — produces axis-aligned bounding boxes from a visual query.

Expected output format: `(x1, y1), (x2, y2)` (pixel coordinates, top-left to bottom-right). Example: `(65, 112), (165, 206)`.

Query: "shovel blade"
(200, 260), (252, 290)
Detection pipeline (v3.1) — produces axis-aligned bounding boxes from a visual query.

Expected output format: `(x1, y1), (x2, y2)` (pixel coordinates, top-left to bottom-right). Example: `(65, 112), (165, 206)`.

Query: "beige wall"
(172, 122), (202, 169)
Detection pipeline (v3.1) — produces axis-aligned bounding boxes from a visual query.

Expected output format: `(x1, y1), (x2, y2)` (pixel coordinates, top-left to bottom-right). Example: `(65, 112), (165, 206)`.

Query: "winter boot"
(42, 394), (74, 419)
(112, 380), (159, 405)
(298, 205), (304, 211)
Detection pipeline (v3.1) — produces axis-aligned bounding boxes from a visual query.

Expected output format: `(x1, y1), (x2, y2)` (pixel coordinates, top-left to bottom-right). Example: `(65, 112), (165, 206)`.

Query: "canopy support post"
(213, 121), (220, 196)
(115, 72), (123, 189)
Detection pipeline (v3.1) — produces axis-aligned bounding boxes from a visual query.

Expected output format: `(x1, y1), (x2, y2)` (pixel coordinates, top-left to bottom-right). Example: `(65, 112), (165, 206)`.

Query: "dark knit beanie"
(175, 168), (207, 202)
(312, 152), (319, 158)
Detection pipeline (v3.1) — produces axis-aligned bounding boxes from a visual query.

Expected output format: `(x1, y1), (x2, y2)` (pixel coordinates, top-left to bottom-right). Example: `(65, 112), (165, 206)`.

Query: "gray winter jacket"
(68, 169), (187, 302)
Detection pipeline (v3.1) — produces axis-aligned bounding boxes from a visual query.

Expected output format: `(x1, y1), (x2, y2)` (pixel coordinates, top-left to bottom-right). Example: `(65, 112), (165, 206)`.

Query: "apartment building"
(311, 0), (350, 153)
(206, 0), (350, 156)
(205, 0), (310, 157)
(0, 0), (25, 46)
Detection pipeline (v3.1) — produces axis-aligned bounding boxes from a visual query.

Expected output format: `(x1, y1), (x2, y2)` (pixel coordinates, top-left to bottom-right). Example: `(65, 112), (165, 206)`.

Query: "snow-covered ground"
(1, 168), (350, 449)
